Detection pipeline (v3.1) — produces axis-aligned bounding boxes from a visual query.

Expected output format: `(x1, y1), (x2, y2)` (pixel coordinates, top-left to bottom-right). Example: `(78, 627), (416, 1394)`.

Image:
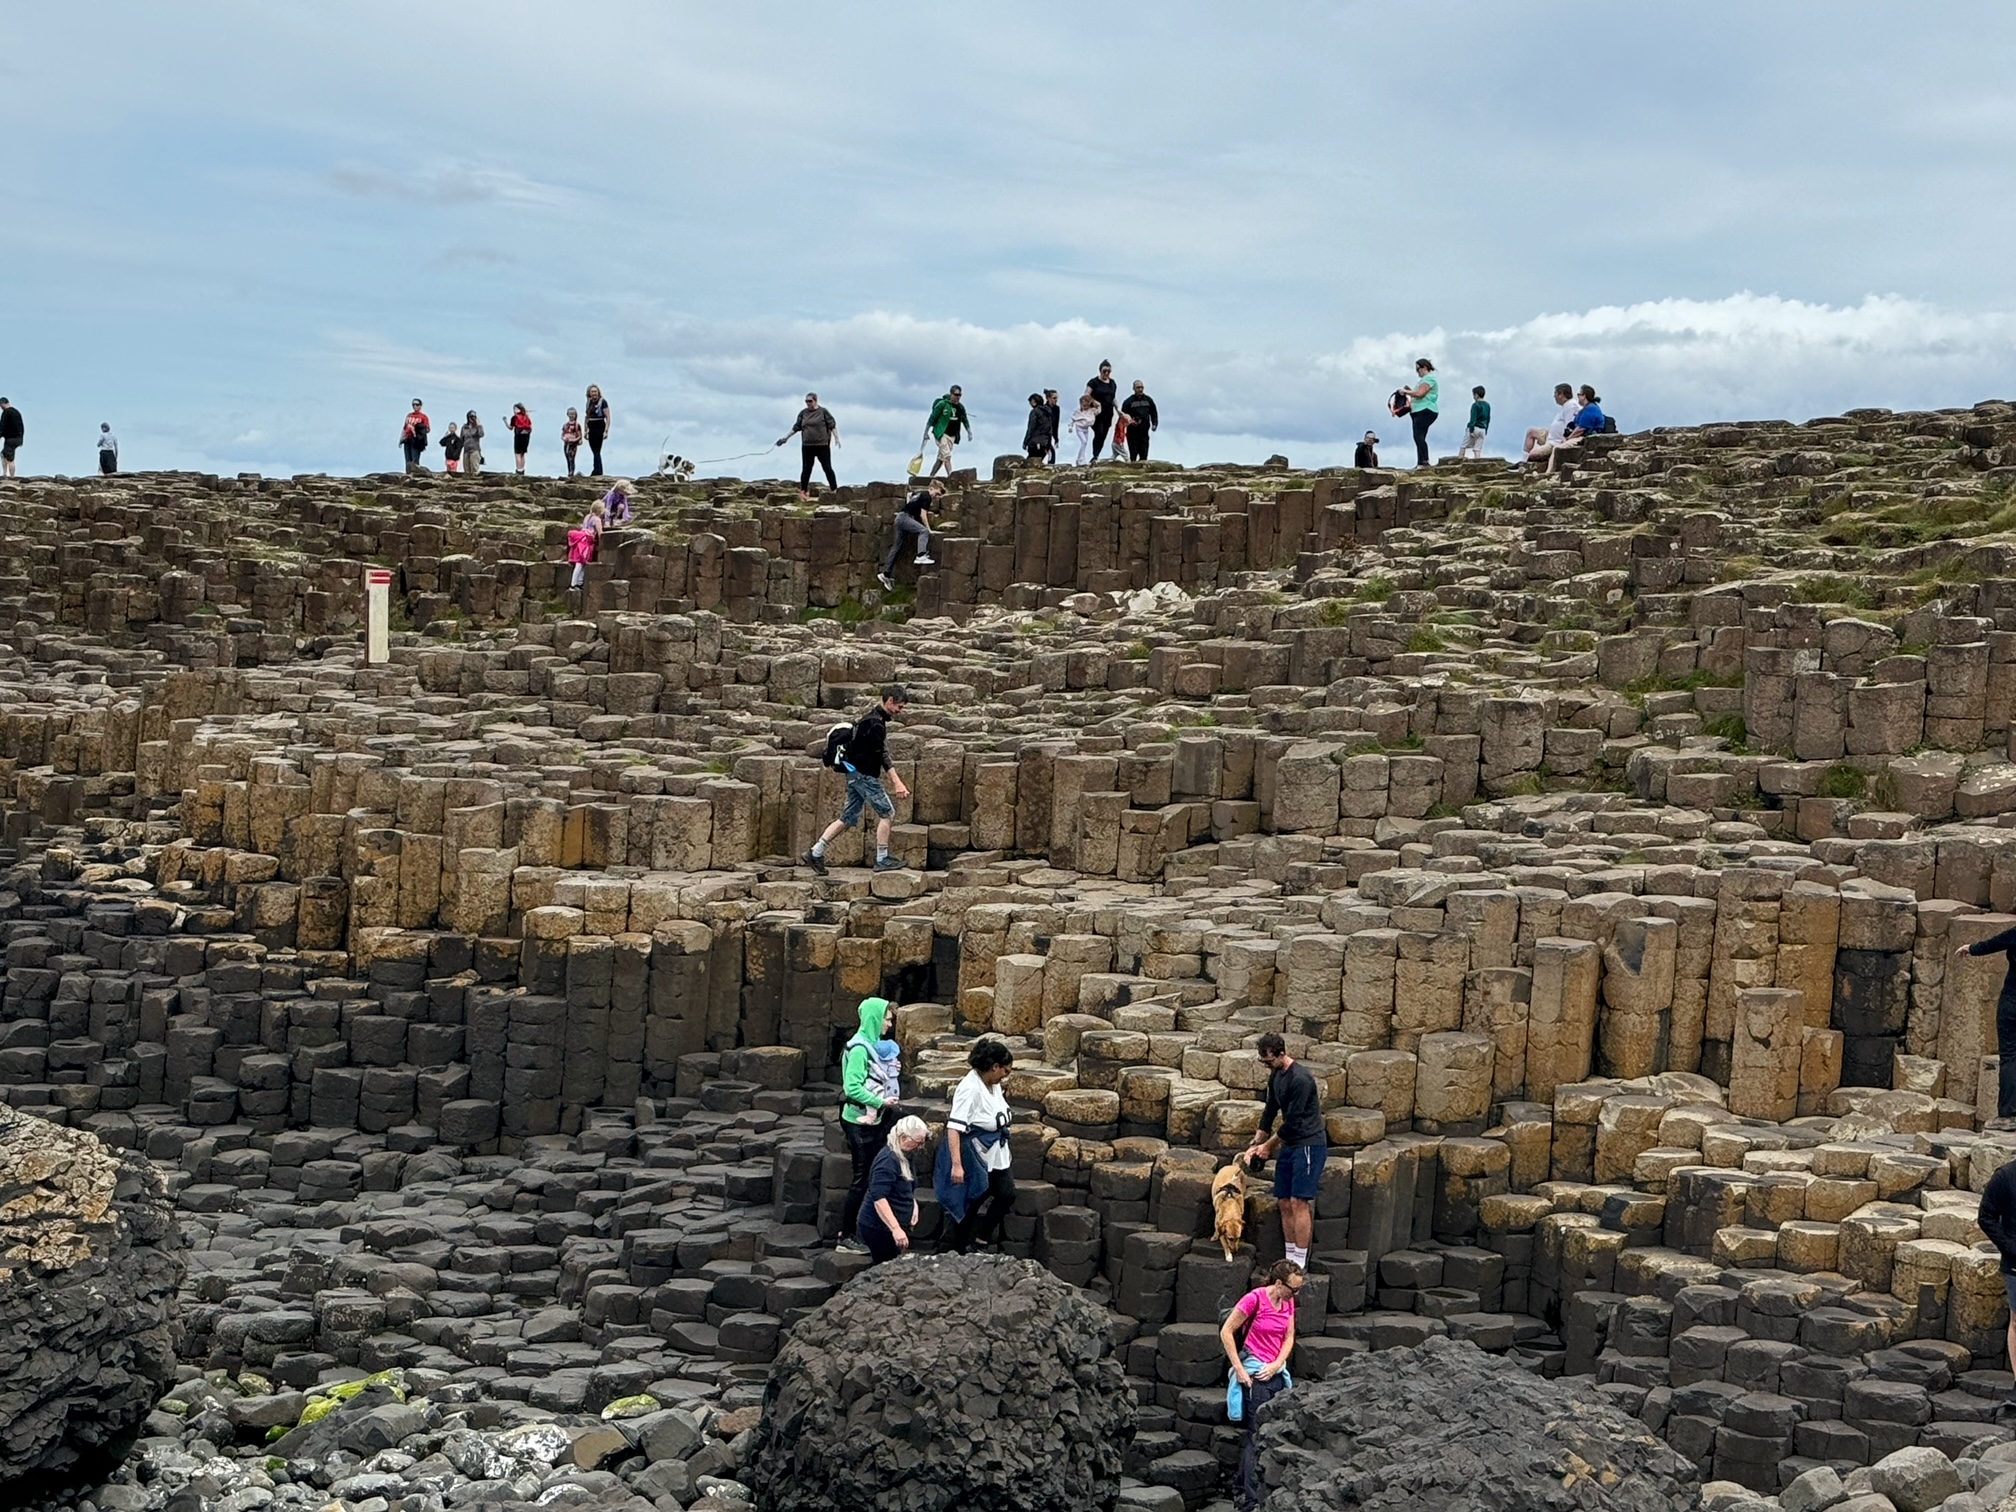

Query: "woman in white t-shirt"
(936, 1038), (1016, 1252)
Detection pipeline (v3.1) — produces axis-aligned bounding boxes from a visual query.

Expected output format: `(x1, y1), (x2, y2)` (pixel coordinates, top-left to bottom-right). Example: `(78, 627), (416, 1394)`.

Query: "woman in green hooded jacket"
(838, 996), (896, 1249)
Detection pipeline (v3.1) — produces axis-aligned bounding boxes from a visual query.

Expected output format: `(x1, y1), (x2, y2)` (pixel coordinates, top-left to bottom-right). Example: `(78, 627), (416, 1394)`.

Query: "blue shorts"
(839, 771), (895, 827)
(1274, 1142), (1327, 1201)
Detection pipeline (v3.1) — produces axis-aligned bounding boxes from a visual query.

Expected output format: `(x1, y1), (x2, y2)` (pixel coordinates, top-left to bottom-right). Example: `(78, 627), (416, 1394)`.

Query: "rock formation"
(1259, 1335), (1697, 1510)
(0, 1105), (182, 1493)
(9, 405), (2016, 1506)
(746, 1253), (1133, 1512)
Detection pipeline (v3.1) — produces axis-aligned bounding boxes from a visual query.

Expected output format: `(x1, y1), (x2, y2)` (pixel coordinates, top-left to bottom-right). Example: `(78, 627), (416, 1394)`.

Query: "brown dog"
(1211, 1158), (1251, 1262)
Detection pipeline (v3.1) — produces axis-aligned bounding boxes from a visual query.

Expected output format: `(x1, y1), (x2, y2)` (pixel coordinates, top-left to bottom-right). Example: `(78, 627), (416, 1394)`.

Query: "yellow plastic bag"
(906, 453), (924, 478)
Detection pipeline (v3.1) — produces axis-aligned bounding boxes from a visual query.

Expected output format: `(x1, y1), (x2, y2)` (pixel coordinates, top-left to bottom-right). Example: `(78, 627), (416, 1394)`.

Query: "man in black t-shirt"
(0, 398), (24, 478)
(804, 685), (913, 873)
(1120, 381), (1159, 461)
(1243, 1032), (1328, 1270)
(1086, 362), (1118, 460)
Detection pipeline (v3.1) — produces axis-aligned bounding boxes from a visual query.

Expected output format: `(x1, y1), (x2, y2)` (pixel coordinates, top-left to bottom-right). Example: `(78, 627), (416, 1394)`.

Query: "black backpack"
(1601, 416), (1619, 434)
(820, 723), (854, 771)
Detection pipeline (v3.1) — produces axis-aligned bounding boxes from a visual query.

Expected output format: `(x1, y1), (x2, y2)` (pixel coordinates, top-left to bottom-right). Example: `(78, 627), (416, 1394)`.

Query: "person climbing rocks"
(97, 422), (118, 476)
(561, 408), (584, 476)
(838, 996), (898, 1250)
(938, 1037), (1016, 1252)
(879, 479), (941, 588)
(1085, 361), (1118, 461)
(1222, 1260), (1304, 1510)
(1121, 380), (1159, 461)
(567, 495), (606, 591)
(1243, 1032), (1327, 1270)
(461, 411), (485, 476)
(506, 404), (532, 474)
(856, 1116), (929, 1265)
(803, 685), (911, 873)
(1023, 393), (1055, 462)
(778, 392), (840, 498)
(925, 386), (969, 479)
(584, 385), (611, 476)
(399, 399), (430, 474)
(1399, 358), (1439, 466)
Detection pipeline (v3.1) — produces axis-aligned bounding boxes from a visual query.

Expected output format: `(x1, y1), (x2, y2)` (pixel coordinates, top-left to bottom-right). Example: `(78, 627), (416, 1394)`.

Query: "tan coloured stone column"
(1729, 986), (1804, 1122)
(1598, 915), (1676, 1079)
(1525, 937), (1600, 1102)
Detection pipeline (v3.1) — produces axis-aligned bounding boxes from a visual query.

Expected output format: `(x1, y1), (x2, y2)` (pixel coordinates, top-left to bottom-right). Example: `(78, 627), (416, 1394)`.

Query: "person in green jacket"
(839, 996), (896, 1249)
(925, 387), (970, 480)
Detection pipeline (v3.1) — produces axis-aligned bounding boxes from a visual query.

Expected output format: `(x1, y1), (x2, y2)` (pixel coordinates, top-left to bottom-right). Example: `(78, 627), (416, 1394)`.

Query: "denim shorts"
(1274, 1142), (1328, 1201)
(839, 771), (895, 826)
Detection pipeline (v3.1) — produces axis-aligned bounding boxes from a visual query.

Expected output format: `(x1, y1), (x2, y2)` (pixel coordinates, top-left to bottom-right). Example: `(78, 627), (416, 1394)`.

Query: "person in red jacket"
(506, 404), (532, 474)
(400, 399), (430, 473)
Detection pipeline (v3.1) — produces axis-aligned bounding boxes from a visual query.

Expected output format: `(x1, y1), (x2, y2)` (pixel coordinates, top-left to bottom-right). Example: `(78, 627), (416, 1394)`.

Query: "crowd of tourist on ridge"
(0, 362), (1615, 486)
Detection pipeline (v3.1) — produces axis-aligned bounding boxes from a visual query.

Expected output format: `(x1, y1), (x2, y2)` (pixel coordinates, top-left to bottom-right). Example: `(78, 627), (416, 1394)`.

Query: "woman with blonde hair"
(856, 1115), (929, 1264)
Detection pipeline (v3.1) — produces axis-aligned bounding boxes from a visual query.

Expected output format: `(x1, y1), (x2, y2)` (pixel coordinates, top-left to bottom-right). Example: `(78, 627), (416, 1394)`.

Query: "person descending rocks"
(803, 685), (912, 873)
(879, 479), (941, 589)
(1243, 1032), (1327, 1270)
(855, 1116), (929, 1264)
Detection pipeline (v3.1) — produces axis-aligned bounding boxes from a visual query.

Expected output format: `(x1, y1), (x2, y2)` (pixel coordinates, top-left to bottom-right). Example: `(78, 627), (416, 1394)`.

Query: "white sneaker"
(876, 573), (894, 590)
(913, 554), (935, 566)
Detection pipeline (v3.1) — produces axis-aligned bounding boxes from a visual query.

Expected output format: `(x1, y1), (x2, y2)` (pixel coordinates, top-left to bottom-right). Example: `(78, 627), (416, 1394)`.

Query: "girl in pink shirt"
(1221, 1260), (1302, 1421)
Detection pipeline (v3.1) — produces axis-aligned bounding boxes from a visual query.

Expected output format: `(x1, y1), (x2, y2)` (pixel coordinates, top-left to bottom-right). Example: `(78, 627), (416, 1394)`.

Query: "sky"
(5, 2), (2016, 482)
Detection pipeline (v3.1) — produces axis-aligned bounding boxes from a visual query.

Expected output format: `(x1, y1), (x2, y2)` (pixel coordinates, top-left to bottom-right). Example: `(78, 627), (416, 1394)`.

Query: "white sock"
(1285, 1244), (1308, 1268)
(877, 845), (891, 862)
(811, 839), (826, 857)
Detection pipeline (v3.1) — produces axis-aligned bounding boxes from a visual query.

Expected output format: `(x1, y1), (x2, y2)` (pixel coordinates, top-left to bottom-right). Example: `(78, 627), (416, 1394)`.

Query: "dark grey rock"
(746, 1253), (1134, 1512)
(1259, 1336), (1699, 1512)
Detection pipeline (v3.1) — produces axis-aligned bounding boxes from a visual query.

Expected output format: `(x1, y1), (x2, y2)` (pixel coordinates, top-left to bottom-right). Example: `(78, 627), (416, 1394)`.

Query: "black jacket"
(1261, 1060), (1325, 1147)
(1981, 1159), (2016, 1273)
(1046, 402), (1061, 447)
(0, 407), (23, 442)
(1087, 376), (1117, 420)
(1353, 443), (1378, 469)
(1023, 408), (1055, 451)
(848, 705), (892, 777)
(1121, 393), (1158, 430)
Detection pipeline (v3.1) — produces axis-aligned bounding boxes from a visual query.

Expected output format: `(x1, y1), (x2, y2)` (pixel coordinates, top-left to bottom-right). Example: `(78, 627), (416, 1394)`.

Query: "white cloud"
(328, 161), (576, 210)
(617, 292), (2016, 473)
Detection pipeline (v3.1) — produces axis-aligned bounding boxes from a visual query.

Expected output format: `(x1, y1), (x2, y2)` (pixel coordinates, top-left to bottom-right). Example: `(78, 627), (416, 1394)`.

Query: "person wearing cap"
(778, 392), (841, 498)
(804, 685), (912, 874)
(1353, 431), (1379, 469)
(400, 399), (431, 474)
(925, 387), (970, 479)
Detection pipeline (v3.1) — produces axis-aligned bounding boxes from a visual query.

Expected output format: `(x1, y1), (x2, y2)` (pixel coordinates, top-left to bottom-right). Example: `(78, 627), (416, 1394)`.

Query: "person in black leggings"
(584, 384), (611, 476)
(938, 1038), (1017, 1251)
(1400, 358), (1440, 467)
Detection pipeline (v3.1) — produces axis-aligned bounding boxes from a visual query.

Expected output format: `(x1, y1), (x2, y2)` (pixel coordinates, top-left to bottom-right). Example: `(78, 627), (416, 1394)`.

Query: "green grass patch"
(1819, 763), (1867, 800)
(1406, 628), (1447, 654)
(1354, 576), (1397, 604)
(1791, 574), (1882, 611)
(1702, 713), (1748, 748)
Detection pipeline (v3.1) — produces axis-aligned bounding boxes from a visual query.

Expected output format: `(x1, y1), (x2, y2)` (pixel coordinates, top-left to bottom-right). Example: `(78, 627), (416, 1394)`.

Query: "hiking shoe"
(801, 850), (827, 875)
(913, 554), (935, 566)
(837, 1237), (869, 1254)
(876, 572), (895, 590)
(874, 856), (906, 872)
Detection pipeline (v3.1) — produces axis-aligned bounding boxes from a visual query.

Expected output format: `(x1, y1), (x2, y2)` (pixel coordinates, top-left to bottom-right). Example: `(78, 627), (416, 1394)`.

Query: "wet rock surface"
(0, 1106), (182, 1497)
(746, 1253), (1133, 1512)
(1259, 1335), (1698, 1511)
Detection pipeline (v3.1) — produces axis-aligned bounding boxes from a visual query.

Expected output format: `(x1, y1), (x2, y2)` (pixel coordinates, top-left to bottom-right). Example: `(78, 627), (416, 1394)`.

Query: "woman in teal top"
(1402, 359), (1440, 467)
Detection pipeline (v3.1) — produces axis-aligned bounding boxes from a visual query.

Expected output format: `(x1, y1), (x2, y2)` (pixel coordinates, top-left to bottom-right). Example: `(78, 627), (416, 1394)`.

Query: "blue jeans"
(839, 771), (894, 827)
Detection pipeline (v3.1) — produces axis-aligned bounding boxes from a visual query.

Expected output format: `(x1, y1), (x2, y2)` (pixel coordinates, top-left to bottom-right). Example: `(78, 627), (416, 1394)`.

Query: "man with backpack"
(804, 685), (912, 873)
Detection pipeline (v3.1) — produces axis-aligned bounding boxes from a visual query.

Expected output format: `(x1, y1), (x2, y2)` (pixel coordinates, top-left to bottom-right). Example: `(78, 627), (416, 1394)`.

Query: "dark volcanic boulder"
(1261, 1336), (1697, 1512)
(746, 1253), (1133, 1512)
(0, 1108), (183, 1492)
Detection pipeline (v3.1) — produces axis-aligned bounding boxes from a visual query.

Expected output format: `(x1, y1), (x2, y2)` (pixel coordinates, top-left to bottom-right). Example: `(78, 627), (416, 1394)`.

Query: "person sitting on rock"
(856, 1115), (929, 1265)
(1223, 1259), (1304, 1510)
(1522, 383), (1578, 468)
(937, 1037), (1015, 1252)
(602, 477), (636, 527)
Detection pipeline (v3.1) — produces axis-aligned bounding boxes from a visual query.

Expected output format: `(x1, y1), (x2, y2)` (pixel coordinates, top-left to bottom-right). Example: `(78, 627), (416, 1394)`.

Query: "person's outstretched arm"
(1968, 925), (2016, 957)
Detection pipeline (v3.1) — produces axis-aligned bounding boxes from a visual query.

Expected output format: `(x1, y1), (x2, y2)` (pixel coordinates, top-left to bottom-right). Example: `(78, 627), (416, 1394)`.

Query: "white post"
(364, 567), (392, 665)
